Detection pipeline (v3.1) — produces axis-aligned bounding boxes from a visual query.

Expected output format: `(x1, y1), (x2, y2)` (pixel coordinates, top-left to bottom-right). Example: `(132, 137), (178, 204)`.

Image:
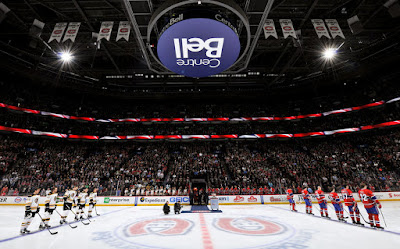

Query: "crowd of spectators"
(1, 128), (400, 196)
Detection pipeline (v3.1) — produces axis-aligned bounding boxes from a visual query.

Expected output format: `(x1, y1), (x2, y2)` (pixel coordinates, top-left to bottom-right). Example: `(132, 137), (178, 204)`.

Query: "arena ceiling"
(0, 0), (399, 95)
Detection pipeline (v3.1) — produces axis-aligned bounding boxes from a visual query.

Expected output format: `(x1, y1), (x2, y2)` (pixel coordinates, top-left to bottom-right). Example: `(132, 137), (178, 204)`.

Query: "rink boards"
(1, 192), (400, 206)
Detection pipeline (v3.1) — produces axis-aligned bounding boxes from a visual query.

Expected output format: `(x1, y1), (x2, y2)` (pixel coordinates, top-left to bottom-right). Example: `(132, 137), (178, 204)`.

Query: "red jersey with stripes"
(286, 189), (294, 200)
(302, 189), (311, 200)
(315, 189), (326, 204)
(358, 188), (379, 208)
(341, 188), (355, 206)
(329, 192), (341, 204)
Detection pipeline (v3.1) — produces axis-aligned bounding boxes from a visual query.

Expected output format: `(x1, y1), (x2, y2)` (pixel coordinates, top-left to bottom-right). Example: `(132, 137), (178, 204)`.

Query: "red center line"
(199, 213), (214, 249)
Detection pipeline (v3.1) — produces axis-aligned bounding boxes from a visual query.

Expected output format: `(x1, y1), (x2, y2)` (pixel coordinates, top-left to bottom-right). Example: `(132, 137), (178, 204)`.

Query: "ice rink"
(1, 202), (400, 249)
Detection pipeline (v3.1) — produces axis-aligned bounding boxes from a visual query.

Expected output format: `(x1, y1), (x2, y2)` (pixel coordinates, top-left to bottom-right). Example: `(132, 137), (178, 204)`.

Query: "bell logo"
(174, 38), (224, 59)
(173, 38), (224, 69)
(157, 18), (240, 78)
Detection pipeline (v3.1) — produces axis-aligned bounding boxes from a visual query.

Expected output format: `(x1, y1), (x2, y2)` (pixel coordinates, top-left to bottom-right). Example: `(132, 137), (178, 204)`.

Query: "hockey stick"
(378, 207), (387, 227)
(55, 209), (77, 229)
(358, 207), (369, 224)
(36, 212), (58, 235)
(68, 207), (90, 225)
(78, 206), (92, 222)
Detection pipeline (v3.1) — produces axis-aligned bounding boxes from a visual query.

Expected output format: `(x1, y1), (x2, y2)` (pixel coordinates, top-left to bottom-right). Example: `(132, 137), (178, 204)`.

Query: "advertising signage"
(157, 16), (240, 78)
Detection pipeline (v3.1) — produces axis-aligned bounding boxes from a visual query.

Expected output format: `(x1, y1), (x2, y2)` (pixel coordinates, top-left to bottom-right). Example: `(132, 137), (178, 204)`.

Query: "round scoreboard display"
(157, 18), (241, 78)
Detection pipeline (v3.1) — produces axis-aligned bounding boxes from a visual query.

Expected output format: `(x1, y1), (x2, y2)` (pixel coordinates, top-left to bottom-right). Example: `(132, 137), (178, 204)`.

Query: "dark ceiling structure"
(0, 0), (399, 97)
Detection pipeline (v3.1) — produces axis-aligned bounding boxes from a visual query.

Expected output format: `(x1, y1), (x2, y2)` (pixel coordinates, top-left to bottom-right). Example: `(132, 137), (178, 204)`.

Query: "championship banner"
(98, 21), (114, 41)
(263, 19), (278, 39)
(0, 2), (10, 23)
(63, 22), (81, 42)
(48, 22), (67, 43)
(325, 19), (345, 39)
(311, 19), (330, 39)
(29, 19), (45, 38)
(279, 19), (297, 39)
(116, 21), (131, 41)
(347, 15), (362, 34)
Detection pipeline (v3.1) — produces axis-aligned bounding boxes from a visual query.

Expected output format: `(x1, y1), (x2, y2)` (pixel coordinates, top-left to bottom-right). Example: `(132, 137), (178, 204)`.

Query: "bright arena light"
(59, 51), (73, 63)
(322, 48), (337, 59)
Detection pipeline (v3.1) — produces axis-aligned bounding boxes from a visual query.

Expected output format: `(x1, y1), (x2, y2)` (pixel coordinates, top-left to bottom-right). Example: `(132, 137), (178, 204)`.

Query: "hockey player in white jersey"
(39, 187), (58, 230)
(88, 188), (98, 218)
(20, 188), (41, 234)
(76, 188), (88, 220)
(60, 186), (78, 224)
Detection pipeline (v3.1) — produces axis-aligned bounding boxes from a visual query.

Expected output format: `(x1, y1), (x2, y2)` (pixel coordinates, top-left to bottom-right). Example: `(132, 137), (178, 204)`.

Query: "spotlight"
(322, 48), (336, 60)
(59, 51), (73, 63)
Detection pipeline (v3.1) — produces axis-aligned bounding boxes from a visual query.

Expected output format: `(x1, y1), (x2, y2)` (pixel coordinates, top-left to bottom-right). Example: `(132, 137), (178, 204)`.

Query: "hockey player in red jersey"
(341, 185), (362, 225)
(301, 188), (313, 214)
(358, 184), (383, 229)
(286, 188), (297, 212)
(329, 188), (344, 221)
(315, 186), (329, 218)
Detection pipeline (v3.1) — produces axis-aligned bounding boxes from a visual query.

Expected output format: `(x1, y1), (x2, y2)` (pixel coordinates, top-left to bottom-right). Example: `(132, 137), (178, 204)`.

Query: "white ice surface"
(0, 202), (399, 249)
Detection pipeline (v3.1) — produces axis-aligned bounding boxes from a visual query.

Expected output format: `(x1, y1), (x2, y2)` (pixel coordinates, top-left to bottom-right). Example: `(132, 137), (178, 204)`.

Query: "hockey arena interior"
(1, 0), (400, 248)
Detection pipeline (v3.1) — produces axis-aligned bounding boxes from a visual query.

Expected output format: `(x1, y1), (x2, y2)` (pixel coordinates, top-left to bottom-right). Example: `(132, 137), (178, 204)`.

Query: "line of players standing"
(286, 183), (384, 229)
(20, 186), (98, 234)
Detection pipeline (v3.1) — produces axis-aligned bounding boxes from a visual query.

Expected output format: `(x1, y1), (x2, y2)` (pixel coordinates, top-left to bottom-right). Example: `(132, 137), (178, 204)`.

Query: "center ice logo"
(125, 218), (193, 236)
(214, 217), (285, 236)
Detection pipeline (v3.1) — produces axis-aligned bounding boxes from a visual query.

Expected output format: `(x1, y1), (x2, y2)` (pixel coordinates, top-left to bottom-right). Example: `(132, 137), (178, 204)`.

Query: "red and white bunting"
(32, 131), (67, 138)
(63, 22), (81, 42)
(325, 19), (345, 39)
(324, 128), (359, 135)
(311, 19), (330, 39)
(116, 21), (131, 42)
(263, 19), (278, 39)
(181, 135), (210, 139)
(48, 22), (68, 43)
(279, 19), (297, 39)
(98, 21), (114, 41)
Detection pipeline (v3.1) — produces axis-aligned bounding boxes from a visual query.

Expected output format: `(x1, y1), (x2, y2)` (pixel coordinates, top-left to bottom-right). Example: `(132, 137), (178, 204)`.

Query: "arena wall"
(1, 192), (400, 206)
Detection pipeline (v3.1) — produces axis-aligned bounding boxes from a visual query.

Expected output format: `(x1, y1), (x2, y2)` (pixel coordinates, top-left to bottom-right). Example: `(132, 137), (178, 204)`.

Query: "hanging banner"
(347, 15), (362, 34)
(311, 19), (330, 39)
(0, 2), (10, 23)
(325, 19), (345, 39)
(279, 19), (297, 39)
(48, 22), (68, 43)
(116, 21), (131, 41)
(263, 19), (278, 39)
(98, 21), (114, 41)
(29, 19), (45, 38)
(63, 22), (81, 42)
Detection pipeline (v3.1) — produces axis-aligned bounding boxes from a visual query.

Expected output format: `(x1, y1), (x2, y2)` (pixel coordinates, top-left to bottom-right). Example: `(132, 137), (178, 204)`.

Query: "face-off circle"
(214, 217), (285, 236)
(124, 218), (193, 236)
(157, 18), (241, 78)
(104, 214), (299, 249)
